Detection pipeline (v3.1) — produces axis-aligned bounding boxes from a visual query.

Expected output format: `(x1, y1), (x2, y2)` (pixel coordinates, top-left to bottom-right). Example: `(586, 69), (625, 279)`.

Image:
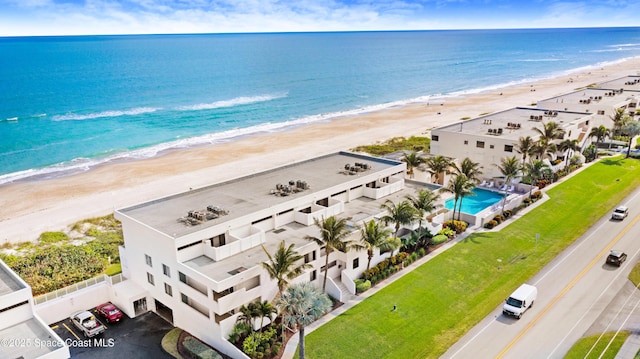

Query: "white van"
(503, 284), (537, 319)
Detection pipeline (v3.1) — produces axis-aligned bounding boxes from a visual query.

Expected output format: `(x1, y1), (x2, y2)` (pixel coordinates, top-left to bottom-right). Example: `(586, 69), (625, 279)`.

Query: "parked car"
(503, 284), (537, 319)
(70, 310), (106, 337)
(96, 302), (123, 323)
(606, 250), (627, 266)
(612, 206), (629, 220)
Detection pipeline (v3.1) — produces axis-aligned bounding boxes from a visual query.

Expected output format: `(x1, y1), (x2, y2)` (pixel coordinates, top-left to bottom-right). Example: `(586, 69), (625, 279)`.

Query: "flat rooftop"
(184, 180), (439, 282)
(596, 75), (640, 92)
(433, 107), (589, 141)
(0, 262), (25, 296)
(0, 318), (63, 359)
(119, 152), (403, 238)
(537, 87), (638, 111)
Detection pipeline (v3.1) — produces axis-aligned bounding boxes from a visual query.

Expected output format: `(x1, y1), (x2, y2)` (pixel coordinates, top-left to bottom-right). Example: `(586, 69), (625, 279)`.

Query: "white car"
(612, 206), (629, 220)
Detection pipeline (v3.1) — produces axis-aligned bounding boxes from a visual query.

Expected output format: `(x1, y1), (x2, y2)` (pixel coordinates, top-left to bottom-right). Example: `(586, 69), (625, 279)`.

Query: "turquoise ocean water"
(1, 28), (639, 185)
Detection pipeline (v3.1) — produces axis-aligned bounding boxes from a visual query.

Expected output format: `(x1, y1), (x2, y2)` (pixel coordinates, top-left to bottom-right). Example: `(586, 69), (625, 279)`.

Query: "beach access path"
(1, 59), (639, 243)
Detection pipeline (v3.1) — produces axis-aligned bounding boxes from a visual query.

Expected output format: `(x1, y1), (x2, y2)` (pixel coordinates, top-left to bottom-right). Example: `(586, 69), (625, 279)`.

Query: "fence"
(34, 273), (125, 305)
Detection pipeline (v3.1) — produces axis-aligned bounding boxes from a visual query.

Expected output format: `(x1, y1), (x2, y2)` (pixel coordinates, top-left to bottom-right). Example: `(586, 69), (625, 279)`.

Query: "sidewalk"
(616, 331), (640, 359)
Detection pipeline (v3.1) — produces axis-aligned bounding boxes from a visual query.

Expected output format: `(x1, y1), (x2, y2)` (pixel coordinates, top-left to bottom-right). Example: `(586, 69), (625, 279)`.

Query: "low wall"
(35, 283), (110, 325)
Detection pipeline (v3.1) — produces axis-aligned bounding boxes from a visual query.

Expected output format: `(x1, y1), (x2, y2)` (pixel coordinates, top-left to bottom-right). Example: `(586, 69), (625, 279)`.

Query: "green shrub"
(431, 234), (448, 245)
(38, 232), (69, 243)
(503, 210), (512, 218)
(418, 248), (426, 257)
(523, 197), (532, 204)
(484, 220), (497, 229)
(493, 214), (504, 223)
(355, 279), (371, 293)
(443, 220), (468, 234)
(183, 336), (223, 359)
(437, 227), (456, 238)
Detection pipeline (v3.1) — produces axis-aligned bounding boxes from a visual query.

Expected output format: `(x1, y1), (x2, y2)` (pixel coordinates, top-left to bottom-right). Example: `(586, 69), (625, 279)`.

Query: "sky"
(0, 0), (637, 37)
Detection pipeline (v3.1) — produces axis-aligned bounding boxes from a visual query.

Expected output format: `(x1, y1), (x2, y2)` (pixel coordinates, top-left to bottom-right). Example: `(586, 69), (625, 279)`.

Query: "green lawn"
(305, 156), (640, 358)
(564, 331), (630, 359)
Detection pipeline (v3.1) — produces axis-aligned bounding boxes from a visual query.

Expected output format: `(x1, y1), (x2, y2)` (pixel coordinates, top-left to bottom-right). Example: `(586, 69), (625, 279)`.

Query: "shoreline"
(1, 58), (639, 243)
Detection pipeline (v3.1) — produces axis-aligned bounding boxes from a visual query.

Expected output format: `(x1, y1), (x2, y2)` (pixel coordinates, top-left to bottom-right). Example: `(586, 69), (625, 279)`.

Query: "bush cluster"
(442, 220), (468, 234)
(531, 190), (543, 200)
(484, 220), (498, 229)
(437, 227), (456, 238)
(242, 327), (280, 359)
(354, 279), (371, 293)
(362, 252), (409, 285)
(183, 336), (223, 359)
(430, 234), (449, 245)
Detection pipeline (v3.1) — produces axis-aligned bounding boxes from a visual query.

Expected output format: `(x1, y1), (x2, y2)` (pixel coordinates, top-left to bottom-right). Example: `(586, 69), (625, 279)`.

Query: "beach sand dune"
(1, 60), (638, 243)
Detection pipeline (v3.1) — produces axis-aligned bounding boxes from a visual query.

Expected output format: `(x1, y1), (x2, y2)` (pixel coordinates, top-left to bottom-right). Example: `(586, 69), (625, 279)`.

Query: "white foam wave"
(53, 107), (159, 121)
(517, 58), (562, 62)
(176, 93), (287, 111)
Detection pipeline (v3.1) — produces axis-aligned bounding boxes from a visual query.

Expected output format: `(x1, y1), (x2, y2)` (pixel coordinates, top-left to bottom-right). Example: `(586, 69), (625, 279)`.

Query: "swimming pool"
(444, 188), (505, 215)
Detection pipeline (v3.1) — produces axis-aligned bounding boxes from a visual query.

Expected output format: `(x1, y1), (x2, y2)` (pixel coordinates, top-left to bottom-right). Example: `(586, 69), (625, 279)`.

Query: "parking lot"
(51, 309), (174, 358)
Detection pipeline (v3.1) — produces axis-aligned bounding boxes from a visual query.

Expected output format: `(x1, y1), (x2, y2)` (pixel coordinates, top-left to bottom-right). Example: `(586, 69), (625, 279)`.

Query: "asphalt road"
(442, 188), (640, 359)
(51, 310), (174, 359)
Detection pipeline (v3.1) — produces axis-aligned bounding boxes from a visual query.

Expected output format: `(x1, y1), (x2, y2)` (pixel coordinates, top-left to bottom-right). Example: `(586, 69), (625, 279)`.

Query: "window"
(181, 293), (189, 304)
(145, 254), (152, 267)
(476, 141), (485, 148)
(179, 272), (187, 283)
(489, 145), (494, 149)
(147, 272), (155, 286)
(164, 283), (173, 296)
(310, 270), (317, 281)
(504, 145), (513, 152)
(352, 258), (360, 269)
(162, 264), (171, 277)
(432, 135), (439, 141)
(464, 140), (468, 145)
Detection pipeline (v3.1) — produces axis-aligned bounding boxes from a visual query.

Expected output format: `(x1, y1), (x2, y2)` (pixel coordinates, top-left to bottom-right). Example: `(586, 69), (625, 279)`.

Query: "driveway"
(51, 310), (174, 359)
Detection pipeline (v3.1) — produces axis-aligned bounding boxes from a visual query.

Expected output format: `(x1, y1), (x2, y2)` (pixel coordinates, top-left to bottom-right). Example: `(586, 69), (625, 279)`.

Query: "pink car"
(96, 302), (123, 323)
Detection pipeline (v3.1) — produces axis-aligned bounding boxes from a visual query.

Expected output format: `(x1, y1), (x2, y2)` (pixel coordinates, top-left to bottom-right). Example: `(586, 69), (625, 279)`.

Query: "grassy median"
(305, 156), (640, 358)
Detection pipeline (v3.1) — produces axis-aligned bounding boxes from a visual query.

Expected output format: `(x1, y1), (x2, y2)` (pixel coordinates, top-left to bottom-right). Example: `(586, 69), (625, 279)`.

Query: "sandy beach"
(2, 59), (639, 243)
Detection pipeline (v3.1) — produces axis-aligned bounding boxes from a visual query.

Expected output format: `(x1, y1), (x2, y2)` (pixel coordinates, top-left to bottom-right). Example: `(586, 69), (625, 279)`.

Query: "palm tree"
(452, 157), (483, 183)
(558, 139), (581, 169)
(277, 282), (332, 359)
(495, 156), (521, 213)
(533, 121), (566, 160)
(522, 160), (551, 198)
(402, 151), (424, 179)
(405, 189), (441, 229)
(380, 199), (417, 240)
(261, 240), (311, 299)
(589, 125), (611, 150)
(424, 155), (451, 184)
(611, 108), (630, 137)
(623, 121), (640, 158)
(305, 216), (362, 292)
(442, 174), (475, 221)
(238, 301), (261, 331)
(360, 220), (398, 279)
(515, 136), (536, 164)
(257, 300), (276, 332)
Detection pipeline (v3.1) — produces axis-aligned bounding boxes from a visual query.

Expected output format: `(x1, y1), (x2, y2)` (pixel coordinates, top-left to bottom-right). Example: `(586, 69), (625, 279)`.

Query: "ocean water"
(1, 28), (639, 185)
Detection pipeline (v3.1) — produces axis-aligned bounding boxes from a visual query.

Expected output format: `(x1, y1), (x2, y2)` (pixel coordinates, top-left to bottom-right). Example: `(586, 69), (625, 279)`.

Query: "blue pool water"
(445, 188), (505, 215)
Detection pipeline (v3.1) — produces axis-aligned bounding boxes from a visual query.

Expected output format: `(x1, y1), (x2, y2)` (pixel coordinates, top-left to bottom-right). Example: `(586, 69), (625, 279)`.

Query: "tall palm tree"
(405, 189), (441, 229)
(442, 174), (475, 221)
(402, 151), (424, 179)
(515, 136), (536, 164)
(359, 220), (398, 279)
(277, 282), (332, 359)
(623, 121), (640, 158)
(380, 199), (417, 240)
(305, 216), (362, 292)
(261, 240), (311, 299)
(424, 155), (451, 184)
(495, 156), (521, 213)
(558, 139), (581, 169)
(522, 160), (551, 198)
(533, 121), (566, 160)
(589, 125), (611, 150)
(452, 157), (483, 183)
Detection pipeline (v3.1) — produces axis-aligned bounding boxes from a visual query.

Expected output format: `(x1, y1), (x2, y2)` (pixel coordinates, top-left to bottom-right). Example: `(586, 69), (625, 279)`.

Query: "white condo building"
(114, 151), (441, 358)
(430, 75), (640, 179)
(0, 259), (70, 359)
